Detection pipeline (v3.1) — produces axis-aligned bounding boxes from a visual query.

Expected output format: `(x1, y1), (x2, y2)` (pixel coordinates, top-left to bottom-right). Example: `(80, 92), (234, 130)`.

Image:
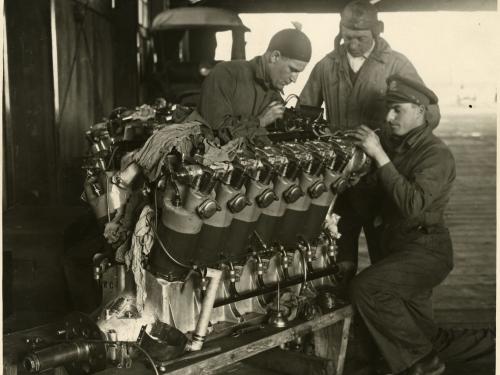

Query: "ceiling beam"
(197, 0), (497, 13)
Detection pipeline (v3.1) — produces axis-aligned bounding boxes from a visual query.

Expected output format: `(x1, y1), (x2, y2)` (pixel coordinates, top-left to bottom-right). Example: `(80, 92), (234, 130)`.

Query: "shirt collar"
(346, 40), (376, 61)
(331, 37), (391, 65)
(346, 41), (375, 73)
(251, 56), (273, 90)
(392, 123), (431, 153)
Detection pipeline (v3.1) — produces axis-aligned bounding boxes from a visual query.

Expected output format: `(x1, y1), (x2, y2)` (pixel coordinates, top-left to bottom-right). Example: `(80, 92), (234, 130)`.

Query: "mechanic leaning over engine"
(299, 0), (441, 281)
(197, 28), (312, 144)
(349, 75), (454, 375)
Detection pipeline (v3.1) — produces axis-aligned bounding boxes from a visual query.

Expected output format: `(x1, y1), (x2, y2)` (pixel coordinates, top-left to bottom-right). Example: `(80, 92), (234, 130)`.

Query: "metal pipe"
(23, 342), (92, 373)
(187, 268), (222, 351)
(279, 246), (290, 280)
(228, 262), (239, 298)
(213, 267), (338, 308)
(297, 237), (314, 273)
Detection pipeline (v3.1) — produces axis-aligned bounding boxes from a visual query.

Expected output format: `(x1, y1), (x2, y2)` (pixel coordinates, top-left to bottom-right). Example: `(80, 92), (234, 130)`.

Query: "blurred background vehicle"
(147, 6), (249, 106)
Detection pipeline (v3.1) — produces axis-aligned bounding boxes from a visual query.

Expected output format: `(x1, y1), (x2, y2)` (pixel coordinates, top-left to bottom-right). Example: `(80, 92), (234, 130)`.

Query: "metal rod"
(213, 267), (337, 308)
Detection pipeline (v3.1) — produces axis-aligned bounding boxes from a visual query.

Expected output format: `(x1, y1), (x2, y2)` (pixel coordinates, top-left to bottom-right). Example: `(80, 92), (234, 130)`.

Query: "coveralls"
(299, 37), (441, 269)
(349, 124), (455, 374)
(197, 56), (282, 145)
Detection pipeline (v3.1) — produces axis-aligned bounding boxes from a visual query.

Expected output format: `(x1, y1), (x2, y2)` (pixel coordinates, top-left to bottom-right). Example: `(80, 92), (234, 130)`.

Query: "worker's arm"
(198, 64), (280, 144)
(352, 125), (455, 218)
(299, 61), (324, 107)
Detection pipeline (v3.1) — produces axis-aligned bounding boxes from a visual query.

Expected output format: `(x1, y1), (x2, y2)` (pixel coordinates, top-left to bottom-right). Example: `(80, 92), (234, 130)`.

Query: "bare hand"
(350, 125), (390, 167)
(258, 101), (285, 128)
(83, 175), (100, 201)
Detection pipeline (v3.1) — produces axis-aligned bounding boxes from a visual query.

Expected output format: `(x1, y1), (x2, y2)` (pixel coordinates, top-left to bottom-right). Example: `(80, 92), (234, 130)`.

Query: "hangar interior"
(2, 0), (497, 374)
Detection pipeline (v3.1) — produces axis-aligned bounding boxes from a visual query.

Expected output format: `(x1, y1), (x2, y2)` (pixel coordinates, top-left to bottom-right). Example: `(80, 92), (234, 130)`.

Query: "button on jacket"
(301, 37), (440, 267)
(198, 56), (282, 144)
(349, 124), (456, 374)
(377, 123), (456, 267)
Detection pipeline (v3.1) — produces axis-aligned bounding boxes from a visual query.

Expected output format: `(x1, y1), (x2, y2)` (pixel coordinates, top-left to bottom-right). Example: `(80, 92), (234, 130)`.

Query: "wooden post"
(313, 313), (352, 375)
(336, 316), (352, 375)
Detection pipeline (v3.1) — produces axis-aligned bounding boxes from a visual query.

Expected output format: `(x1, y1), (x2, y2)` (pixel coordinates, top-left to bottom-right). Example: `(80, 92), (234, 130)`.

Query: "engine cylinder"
(254, 175), (297, 245)
(300, 168), (338, 241)
(196, 182), (244, 264)
(275, 169), (327, 247)
(149, 186), (208, 278)
(225, 179), (270, 260)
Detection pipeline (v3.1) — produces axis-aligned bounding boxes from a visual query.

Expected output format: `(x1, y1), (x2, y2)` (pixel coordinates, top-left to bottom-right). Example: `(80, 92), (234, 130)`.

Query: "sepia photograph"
(2, 0), (498, 374)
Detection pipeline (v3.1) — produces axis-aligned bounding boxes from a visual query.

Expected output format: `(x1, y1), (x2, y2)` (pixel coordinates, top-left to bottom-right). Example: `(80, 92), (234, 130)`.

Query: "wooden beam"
(199, 0), (496, 13)
(163, 305), (353, 375)
(4, 306), (353, 375)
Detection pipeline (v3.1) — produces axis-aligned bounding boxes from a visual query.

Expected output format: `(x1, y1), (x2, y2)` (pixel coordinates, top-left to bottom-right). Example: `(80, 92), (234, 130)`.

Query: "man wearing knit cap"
(198, 28), (312, 144)
(348, 76), (454, 375)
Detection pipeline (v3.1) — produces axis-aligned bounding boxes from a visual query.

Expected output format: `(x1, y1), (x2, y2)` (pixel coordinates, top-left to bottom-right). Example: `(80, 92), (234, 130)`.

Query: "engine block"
(22, 102), (371, 374)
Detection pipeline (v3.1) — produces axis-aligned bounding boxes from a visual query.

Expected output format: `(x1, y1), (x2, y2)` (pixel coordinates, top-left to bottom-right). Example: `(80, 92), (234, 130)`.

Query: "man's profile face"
(386, 103), (424, 136)
(268, 51), (308, 91)
(341, 26), (374, 57)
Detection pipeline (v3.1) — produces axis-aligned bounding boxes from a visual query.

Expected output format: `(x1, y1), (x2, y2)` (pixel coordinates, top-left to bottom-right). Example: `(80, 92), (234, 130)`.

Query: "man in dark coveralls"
(198, 28), (312, 144)
(350, 76), (455, 375)
(300, 0), (441, 281)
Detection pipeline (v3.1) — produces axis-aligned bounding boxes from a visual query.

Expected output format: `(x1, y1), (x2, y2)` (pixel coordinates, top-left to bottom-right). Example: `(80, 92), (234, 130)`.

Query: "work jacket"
(377, 124), (456, 268)
(197, 56), (282, 145)
(300, 37), (440, 133)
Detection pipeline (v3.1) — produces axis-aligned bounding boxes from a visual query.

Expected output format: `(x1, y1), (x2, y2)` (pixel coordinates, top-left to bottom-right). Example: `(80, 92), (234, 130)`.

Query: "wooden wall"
(111, 0), (140, 108)
(4, 0), (58, 205)
(3, 0), (140, 207)
(54, 0), (115, 203)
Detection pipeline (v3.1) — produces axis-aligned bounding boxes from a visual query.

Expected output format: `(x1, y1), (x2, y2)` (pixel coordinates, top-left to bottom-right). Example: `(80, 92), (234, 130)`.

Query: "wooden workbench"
(4, 305), (353, 375)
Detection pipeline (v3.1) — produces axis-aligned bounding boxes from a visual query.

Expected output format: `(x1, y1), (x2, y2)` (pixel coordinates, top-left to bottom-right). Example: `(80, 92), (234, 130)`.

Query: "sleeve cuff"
(376, 161), (399, 191)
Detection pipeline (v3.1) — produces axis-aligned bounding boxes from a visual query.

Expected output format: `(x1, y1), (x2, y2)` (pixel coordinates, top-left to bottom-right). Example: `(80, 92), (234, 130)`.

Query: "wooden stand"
(3, 306), (353, 375)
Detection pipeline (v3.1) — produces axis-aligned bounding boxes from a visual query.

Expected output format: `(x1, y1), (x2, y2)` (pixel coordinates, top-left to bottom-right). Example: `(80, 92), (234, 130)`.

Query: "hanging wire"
(131, 343), (160, 375)
(284, 93), (300, 106)
(106, 174), (112, 223)
(105, 146), (119, 170)
(148, 218), (192, 269)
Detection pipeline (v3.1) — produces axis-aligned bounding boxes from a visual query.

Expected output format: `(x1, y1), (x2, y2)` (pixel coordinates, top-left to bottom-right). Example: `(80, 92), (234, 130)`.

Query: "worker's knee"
(348, 267), (386, 304)
(349, 273), (370, 305)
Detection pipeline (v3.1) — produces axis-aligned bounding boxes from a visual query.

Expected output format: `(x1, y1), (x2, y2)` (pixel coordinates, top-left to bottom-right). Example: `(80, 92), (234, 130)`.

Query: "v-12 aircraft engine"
(22, 102), (372, 374)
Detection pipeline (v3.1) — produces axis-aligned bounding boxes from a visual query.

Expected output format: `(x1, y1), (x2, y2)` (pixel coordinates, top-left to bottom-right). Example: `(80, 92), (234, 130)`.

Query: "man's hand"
(258, 101), (285, 128)
(351, 125), (390, 168)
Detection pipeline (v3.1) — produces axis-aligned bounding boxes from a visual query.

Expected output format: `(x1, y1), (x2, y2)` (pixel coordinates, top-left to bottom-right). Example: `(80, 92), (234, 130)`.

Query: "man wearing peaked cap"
(386, 74), (439, 106)
(349, 78), (455, 375)
(299, 0), (442, 310)
(198, 27), (312, 145)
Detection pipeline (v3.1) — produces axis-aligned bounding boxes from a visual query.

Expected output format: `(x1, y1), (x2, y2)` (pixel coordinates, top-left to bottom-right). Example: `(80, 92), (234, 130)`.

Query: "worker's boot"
(406, 353), (445, 375)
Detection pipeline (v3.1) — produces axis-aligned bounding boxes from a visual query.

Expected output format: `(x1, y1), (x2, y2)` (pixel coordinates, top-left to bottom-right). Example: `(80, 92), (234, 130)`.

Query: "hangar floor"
(2, 107), (496, 374)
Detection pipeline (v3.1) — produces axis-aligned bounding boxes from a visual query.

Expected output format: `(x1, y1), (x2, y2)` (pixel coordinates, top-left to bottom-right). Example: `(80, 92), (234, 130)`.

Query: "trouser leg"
(363, 221), (383, 265)
(400, 289), (439, 342)
(406, 292), (495, 364)
(336, 214), (362, 267)
(349, 250), (451, 374)
(433, 327), (496, 363)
